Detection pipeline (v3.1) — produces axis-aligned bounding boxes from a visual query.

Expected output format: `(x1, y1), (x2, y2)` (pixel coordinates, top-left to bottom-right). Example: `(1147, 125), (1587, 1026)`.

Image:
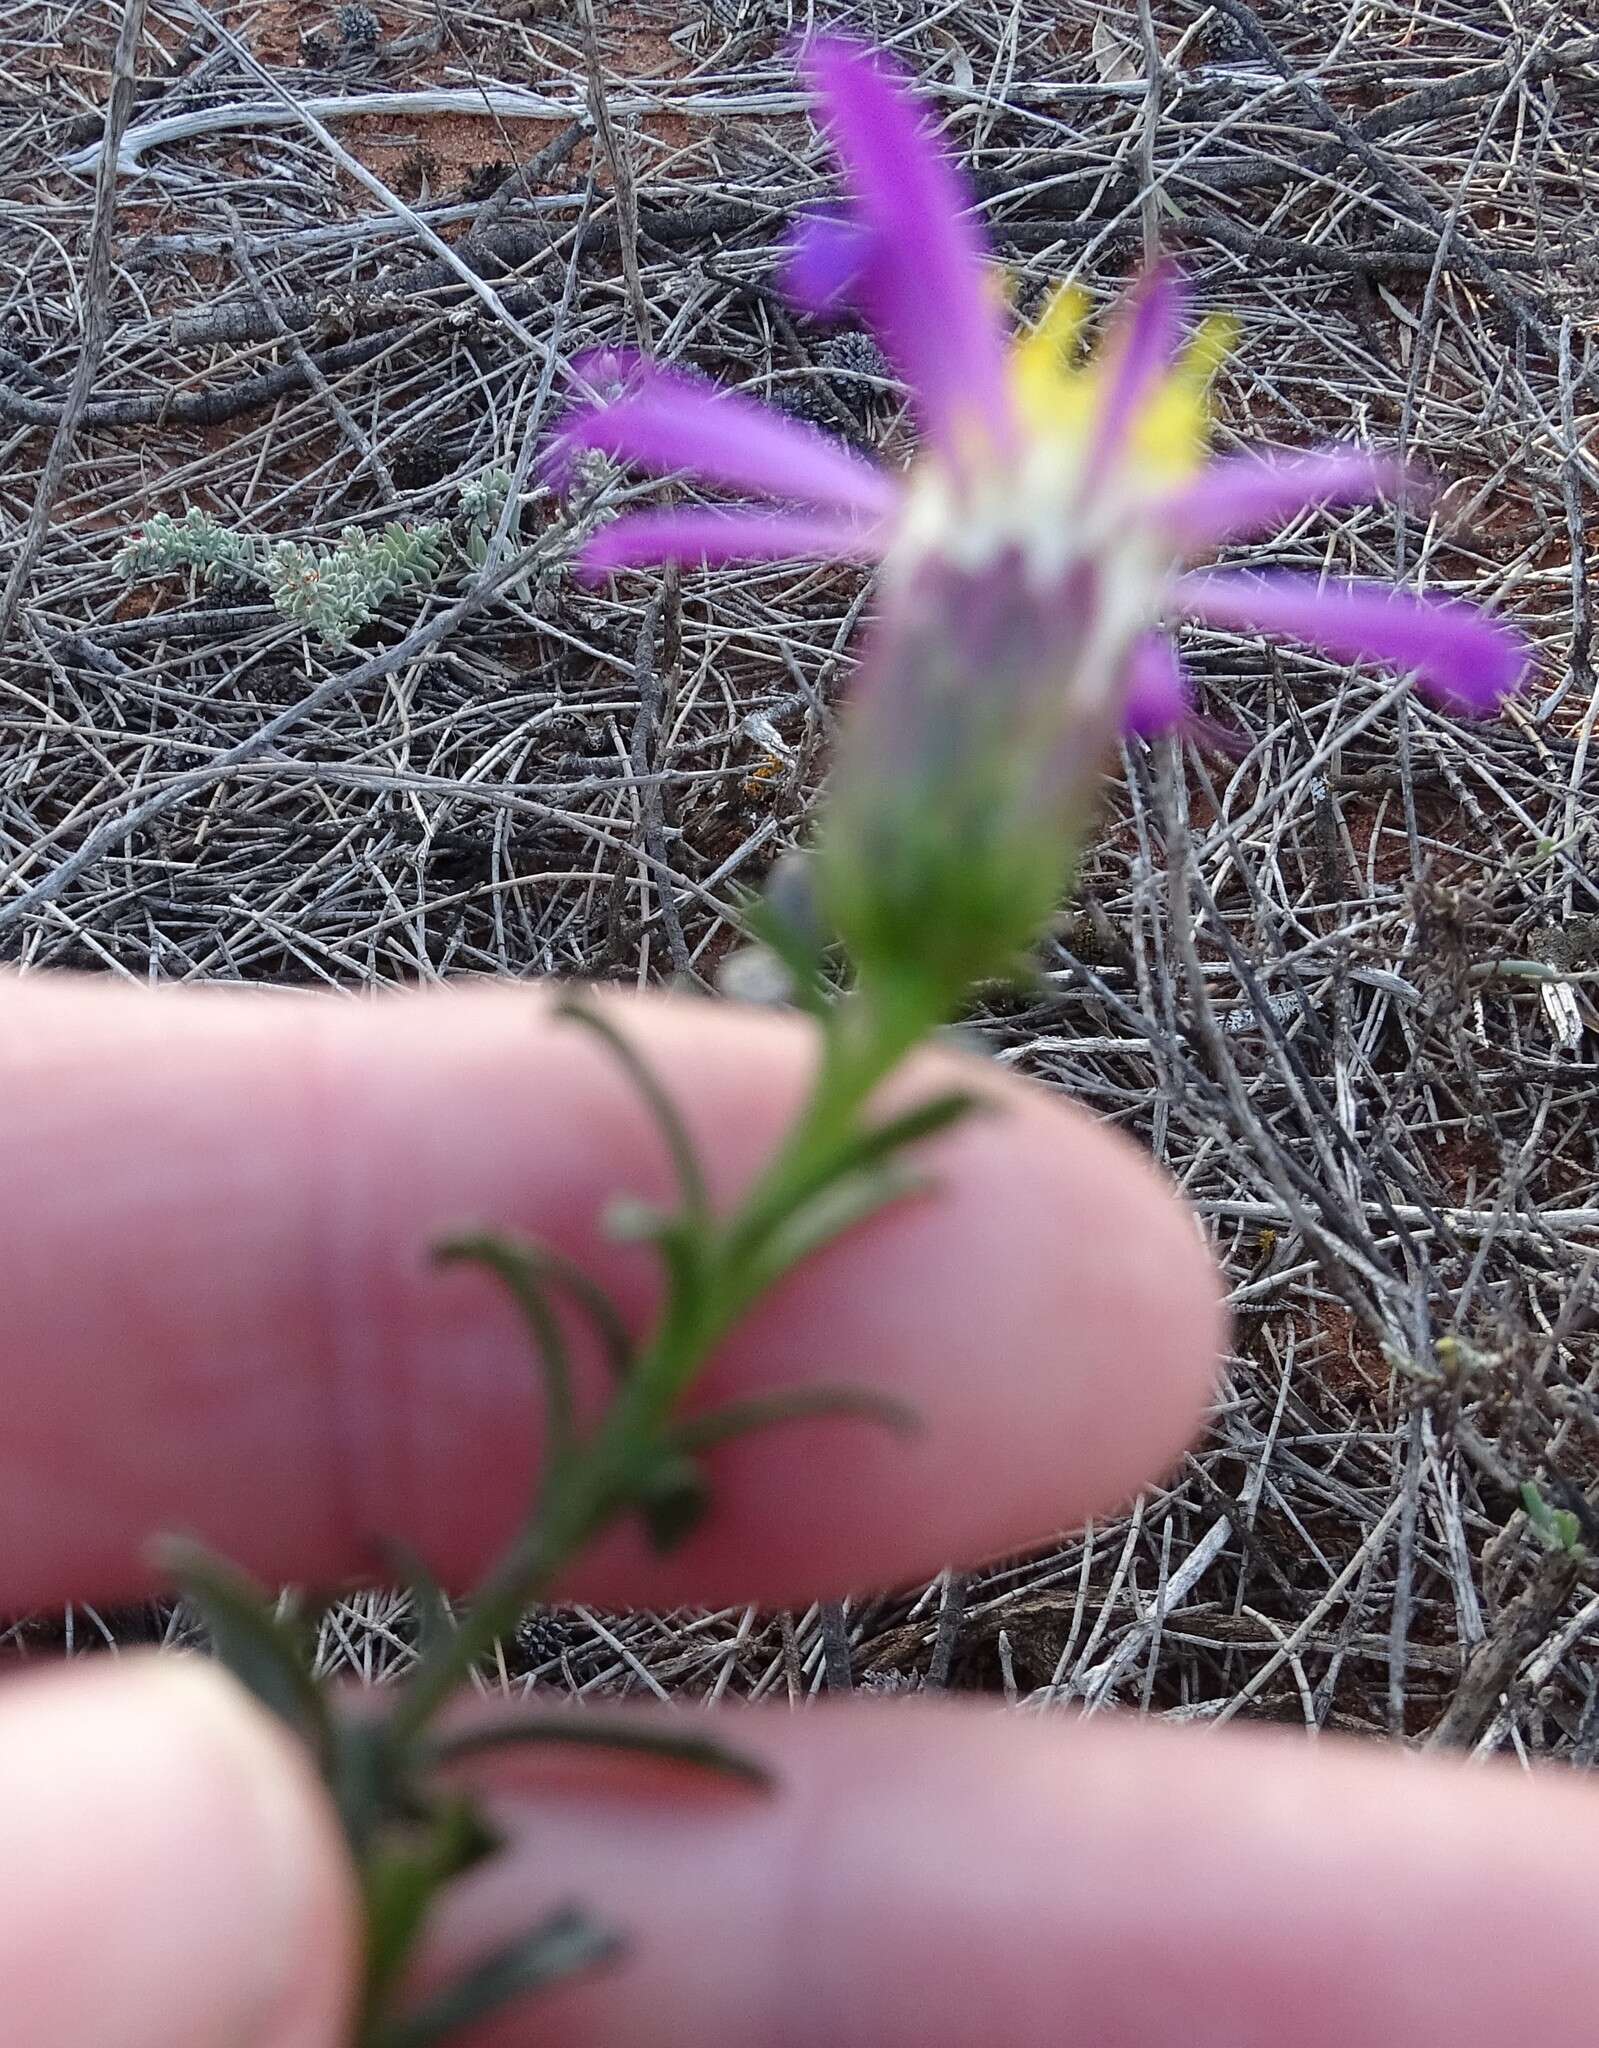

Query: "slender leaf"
(328, 1716), (406, 1862)
(434, 1232), (575, 1470)
(526, 1243), (635, 1380)
(435, 1230), (633, 1381)
(673, 1382), (920, 1455)
(154, 1536), (326, 1748)
(603, 1200), (709, 1328)
(428, 1713), (772, 1788)
(749, 1161), (930, 1293)
(838, 1089), (985, 1174)
(727, 1091), (982, 1272)
(555, 997), (711, 1222)
(362, 1799), (504, 2012)
(368, 1542), (457, 1665)
(637, 1452), (711, 1553)
(375, 1907), (623, 2048)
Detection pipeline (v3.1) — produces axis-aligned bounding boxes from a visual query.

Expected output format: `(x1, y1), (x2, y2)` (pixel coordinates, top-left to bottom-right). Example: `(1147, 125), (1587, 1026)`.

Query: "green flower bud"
(816, 547), (1129, 1021)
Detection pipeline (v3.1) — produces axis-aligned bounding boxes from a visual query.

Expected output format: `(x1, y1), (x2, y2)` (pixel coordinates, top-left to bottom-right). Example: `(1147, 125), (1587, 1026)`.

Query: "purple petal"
(1120, 631), (1191, 737)
(799, 36), (1013, 461)
(1173, 570), (1532, 713)
(1160, 447), (1409, 551)
(783, 211), (869, 316)
(545, 351), (898, 519)
(1082, 261), (1187, 491)
(577, 505), (887, 580)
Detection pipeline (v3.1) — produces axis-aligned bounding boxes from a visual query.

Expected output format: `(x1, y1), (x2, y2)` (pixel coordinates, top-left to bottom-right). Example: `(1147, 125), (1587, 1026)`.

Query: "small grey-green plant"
(113, 507), (258, 586)
(456, 464), (513, 569)
(115, 472), (517, 648)
(260, 522), (450, 646)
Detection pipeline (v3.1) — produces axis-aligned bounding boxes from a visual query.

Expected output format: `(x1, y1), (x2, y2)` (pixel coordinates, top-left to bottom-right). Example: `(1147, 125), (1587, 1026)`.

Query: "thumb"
(0, 1653), (357, 2048)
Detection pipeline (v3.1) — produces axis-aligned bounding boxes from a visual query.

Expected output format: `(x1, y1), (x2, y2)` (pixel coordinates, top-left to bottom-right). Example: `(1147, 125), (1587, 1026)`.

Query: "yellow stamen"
(1133, 313), (1236, 476)
(1008, 287), (1236, 481)
(1012, 283), (1093, 434)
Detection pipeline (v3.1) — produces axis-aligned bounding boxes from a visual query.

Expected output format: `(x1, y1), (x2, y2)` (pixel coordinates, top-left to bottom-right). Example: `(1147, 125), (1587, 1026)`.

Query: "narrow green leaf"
(362, 1799), (504, 2010)
(750, 1161), (930, 1292)
(727, 1091), (982, 1274)
(673, 1382), (920, 1455)
(434, 1232), (575, 1470)
(555, 997), (711, 1223)
(363, 1851), (444, 2008)
(602, 1201), (710, 1329)
(370, 1542), (457, 1664)
(840, 1089), (985, 1173)
(328, 1716), (405, 1862)
(435, 1230), (633, 1381)
(375, 1908), (623, 2048)
(526, 1243), (635, 1379)
(153, 1536), (326, 1748)
(427, 1713), (773, 1788)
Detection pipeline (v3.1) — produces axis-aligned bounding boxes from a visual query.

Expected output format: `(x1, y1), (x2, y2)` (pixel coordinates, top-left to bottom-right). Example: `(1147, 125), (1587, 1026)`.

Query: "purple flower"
(545, 36), (1530, 738)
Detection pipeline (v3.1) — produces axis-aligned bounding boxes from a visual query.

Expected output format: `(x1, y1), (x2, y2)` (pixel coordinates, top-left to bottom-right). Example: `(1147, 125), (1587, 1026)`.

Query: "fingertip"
(988, 1072), (1227, 1517)
(0, 1655), (357, 2048)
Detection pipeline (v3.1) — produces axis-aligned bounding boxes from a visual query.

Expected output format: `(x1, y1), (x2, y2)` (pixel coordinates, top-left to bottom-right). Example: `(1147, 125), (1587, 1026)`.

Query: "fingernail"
(0, 1654), (356, 2048)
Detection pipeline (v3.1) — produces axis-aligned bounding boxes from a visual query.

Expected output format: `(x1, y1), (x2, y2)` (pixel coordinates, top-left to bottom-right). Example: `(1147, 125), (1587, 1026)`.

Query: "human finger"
(2, 977), (1222, 1609)
(417, 1700), (1599, 2048)
(0, 1655), (354, 2048)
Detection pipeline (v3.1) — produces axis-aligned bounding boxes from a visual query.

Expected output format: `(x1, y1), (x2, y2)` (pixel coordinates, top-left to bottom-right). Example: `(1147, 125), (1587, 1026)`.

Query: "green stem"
(390, 985), (936, 1747)
(717, 985), (930, 1284)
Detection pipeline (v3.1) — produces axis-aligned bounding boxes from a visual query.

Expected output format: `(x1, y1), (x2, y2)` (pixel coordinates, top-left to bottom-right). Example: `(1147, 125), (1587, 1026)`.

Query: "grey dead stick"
(180, 0), (550, 363)
(579, 0), (653, 355)
(1425, 1545), (1586, 1751)
(626, 595), (693, 980)
(1133, 0), (1162, 266)
(221, 201), (397, 503)
(819, 1603), (854, 1693)
(580, 8), (695, 983)
(923, 1570), (968, 1690)
(0, 0), (149, 650)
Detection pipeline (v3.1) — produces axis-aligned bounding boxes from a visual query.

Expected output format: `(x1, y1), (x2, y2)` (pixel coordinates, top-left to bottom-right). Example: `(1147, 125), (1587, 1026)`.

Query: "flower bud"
(816, 545), (1128, 1017)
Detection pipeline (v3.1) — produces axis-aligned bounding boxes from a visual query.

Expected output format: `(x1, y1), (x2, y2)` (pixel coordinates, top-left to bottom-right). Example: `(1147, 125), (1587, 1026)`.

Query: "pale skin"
(3, 977), (1598, 2048)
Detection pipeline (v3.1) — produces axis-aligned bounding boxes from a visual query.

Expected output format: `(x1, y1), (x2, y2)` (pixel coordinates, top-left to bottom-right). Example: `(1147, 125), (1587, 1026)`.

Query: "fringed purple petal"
(1173, 570), (1532, 714)
(1160, 447), (1408, 551)
(545, 351), (898, 519)
(1120, 631), (1191, 737)
(799, 36), (1013, 462)
(1082, 261), (1187, 491)
(783, 211), (869, 316)
(577, 505), (888, 580)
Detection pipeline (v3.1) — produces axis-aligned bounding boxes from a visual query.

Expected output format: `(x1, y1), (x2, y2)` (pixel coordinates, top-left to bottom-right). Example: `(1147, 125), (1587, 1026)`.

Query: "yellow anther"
(1007, 283), (1236, 480)
(1011, 283), (1094, 433)
(1130, 314), (1237, 479)
(1177, 312), (1238, 391)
